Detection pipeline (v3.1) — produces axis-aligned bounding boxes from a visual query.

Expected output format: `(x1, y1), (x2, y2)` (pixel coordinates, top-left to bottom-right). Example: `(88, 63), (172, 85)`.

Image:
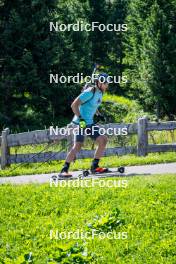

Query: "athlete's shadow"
(122, 173), (152, 177)
(98, 173), (152, 178)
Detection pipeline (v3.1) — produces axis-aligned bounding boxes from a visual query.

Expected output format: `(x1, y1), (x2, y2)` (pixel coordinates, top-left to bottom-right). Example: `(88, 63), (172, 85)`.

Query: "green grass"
(0, 174), (175, 263)
(103, 93), (134, 108)
(0, 152), (176, 177)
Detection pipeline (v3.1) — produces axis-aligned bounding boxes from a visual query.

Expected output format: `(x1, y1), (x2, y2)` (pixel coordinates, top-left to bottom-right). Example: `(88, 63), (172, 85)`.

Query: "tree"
(106, 0), (128, 94)
(140, 1), (176, 119)
(0, 0), (92, 131)
(123, 0), (176, 119)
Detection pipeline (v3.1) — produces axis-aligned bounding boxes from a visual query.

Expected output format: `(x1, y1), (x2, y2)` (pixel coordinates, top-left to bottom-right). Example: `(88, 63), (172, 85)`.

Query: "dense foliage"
(0, 0), (176, 131)
(124, 0), (176, 120)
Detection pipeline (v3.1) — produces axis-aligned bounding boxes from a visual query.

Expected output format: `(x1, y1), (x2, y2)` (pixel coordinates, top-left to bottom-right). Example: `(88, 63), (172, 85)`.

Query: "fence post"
(67, 125), (74, 153)
(1, 128), (10, 169)
(137, 117), (148, 156)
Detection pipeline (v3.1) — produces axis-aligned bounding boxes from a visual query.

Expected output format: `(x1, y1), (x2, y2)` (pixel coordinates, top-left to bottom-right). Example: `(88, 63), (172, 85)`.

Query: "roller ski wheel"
(118, 167), (125, 174)
(51, 175), (58, 181)
(83, 170), (90, 177)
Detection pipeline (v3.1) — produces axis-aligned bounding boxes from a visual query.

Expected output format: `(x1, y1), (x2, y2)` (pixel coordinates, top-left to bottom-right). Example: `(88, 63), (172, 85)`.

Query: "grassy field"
(0, 174), (175, 263)
(0, 152), (176, 177)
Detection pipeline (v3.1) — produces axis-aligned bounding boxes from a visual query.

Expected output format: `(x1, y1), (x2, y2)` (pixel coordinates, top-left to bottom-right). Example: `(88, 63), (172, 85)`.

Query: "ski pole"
(83, 63), (100, 90)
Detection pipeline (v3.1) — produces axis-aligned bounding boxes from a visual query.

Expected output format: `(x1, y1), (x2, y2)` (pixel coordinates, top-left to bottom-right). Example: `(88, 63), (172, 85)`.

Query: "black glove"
(98, 114), (106, 122)
(95, 113), (106, 123)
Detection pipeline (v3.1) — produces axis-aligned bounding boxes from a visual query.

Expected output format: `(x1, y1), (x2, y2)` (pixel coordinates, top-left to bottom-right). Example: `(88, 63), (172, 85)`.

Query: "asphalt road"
(0, 163), (176, 185)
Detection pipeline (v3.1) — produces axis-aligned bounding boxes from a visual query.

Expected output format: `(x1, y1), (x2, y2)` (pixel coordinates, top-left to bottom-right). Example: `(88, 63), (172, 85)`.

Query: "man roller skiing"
(60, 73), (110, 178)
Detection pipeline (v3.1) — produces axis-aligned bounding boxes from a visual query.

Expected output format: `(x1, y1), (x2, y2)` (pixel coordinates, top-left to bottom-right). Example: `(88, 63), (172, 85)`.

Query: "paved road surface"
(0, 163), (175, 185)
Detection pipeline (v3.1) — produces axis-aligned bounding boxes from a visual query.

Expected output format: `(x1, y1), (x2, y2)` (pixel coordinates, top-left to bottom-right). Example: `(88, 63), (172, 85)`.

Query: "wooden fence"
(0, 117), (176, 169)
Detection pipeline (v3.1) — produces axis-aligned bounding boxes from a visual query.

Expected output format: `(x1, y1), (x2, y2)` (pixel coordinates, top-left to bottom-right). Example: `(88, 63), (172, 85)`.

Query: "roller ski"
(51, 165), (73, 181)
(82, 166), (125, 177)
(51, 173), (73, 181)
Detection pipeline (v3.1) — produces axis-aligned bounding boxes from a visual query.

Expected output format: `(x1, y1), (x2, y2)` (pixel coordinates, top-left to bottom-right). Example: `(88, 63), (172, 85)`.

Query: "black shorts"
(75, 124), (101, 143)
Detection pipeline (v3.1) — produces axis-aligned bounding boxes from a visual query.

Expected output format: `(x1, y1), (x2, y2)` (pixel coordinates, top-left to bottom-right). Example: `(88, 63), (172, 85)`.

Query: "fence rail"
(0, 117), (176, 169)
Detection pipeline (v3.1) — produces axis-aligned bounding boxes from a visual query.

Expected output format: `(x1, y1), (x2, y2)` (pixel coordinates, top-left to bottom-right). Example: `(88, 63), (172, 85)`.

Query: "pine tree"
(106, 0), (128, 94)
(123, 0), (176, 119)
(0, 0), (92, 131)
(140, 1), (176, 119)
